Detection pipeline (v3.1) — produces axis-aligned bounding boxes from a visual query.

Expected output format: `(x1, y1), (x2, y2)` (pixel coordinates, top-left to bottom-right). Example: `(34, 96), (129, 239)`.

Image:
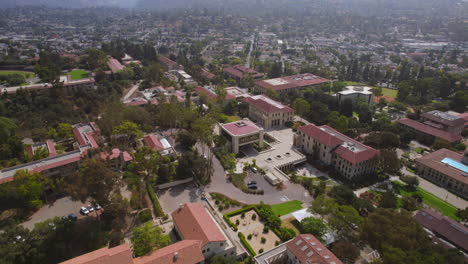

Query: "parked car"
(68, 213), (78, 221)
(88, 205), (95, 212)
(95, 204), (102, 210)
(80, 207), (90, 215)
(247, 181), (257, 185)
(248, 185), (258, 190)
(251, 167), (258, 173)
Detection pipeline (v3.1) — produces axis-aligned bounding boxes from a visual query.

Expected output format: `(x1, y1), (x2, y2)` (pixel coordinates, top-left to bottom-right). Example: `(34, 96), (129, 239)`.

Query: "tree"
(112, 120), (144, 147)
(449, 90), (468, 113)
(379, 191), (397, 209)
(402, 196), (419, 211)
(328, 205), (363, 241)
(12, 170), (45, 210)
(377, 149), (401, 175)
(131, 222), (170, 257)
(455, 207), (468, 222)
(208, 256), (239, 264)
(83, 48), (108, 71)
(327, 111), (349, 133)
(292, 98), (311, 117)
(373, 87), (383, 97)
(329, 185), (355, 205)
(309, 195), (336, 219)
(67, 159), (121, 206)
(340, 98), (353, 117)
(177, 130), (197, 150)
(401, 175), (419, 190)
(56, 123), (73, 140)
(331, 241), (360, 264)
(300, 217), (327, 239)
(431, 138), (451, 150)
(265, 88), (279, 100)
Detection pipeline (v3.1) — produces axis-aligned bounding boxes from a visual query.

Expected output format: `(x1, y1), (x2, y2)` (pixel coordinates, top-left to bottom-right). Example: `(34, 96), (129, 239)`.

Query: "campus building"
(415, 148), (468, 199)
(107, 57), (125, 73)
(414, 209), (468, 255)
(334, 86), (374, 105)
(420, 110), (465, 136)
(254, 73), (330, 94)
(397, 118), (462, 143)
(194, 86), (236, 105)
(158, 55), (183, 71)
(243, 95), (295, 129)
(220, 119), (264, 154)
(100, 148), (133, 170)
(0, 122), (101, 184)
(254, 234), (343, 264)
(295, 124), (379, 179)
(223, 64), (264, 80)
(143, 134), (177, 157)
(59, 203), (236, 264)
(170, 70), (197, 86)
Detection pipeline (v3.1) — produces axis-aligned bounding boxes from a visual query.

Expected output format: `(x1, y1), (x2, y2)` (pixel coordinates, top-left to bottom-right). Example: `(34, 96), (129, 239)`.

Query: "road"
(121, 81), (141, 102)
(245, 34), (255, 68)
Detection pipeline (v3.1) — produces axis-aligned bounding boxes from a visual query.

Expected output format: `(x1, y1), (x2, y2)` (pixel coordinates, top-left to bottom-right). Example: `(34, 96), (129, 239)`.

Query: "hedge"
(223, 205), (257, 231)
(238, 232), (256, 256)
(147, 184), (165, 217)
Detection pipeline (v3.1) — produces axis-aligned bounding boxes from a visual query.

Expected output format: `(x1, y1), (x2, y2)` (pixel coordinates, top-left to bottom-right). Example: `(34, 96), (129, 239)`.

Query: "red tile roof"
(415, 148), (467, 184)
(201, 68), (215, 80)
(46, 140), (57, 157)
(107, 58), (125, 73)
(31, 155), (81, 173)
(243, 95), (294, 113)
(100, 148), (133, 162)
(286, 234), (343, 264)
(144, 135), (165, 151)
(223, 65), (263, 79)
(256, 73), (330, 91)
(298, 124), (379, 164)
(194, 86), (236, 101)
(158, 55), (180, 68)
(171, 203), (226, 247)
(397, 118), (461, 143)
(221, 119), (263, 136)
(59, 243), (133, 264)
(414, 209), (468, 252)
(134, 240), (204, 264)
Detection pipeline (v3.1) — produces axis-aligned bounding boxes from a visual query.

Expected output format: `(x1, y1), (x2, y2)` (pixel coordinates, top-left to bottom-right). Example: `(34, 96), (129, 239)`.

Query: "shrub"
(252, 214), (257, 220)
(275, 240), (280, 246)
(147, 185), (165, 217)
(247, 234), (252, 240)
(278, 227), (296, 241)
(261, 237), (266, 244)
(238, 232), (256, 256)
(236, 219), (240, 226)
(241, 212), (245, 219)
(215, 200), (220, 205)
(256, 203), (281, 229)
(218, 205), (224, 211)
(263, 227), (269, 233)
(259, 249), (264, 254)
(138, 209), (152, 223)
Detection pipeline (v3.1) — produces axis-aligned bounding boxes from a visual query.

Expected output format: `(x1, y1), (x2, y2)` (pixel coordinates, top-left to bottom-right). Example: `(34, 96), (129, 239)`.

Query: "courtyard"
(230, 210), (281, 254)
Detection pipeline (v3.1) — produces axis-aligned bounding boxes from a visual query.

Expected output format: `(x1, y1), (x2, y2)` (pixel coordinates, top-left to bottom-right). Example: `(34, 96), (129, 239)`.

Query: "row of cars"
(66, 204), (103, 221)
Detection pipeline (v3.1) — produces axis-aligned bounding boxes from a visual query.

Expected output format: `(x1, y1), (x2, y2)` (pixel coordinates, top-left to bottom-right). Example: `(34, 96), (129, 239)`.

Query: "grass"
(271, 200), (303, 216)
(219, 114), (241, 123)
(393, 181), (459, 220)
(380, 87), (398, 98)
(69, 70), (89, 80)
(0, 70), (35, 78)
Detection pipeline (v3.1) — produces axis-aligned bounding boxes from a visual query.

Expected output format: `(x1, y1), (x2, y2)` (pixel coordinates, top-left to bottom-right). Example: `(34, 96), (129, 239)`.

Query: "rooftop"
(256, 73), (330, 91)
(243, 95), (294, 113)
(397, 118), (462, 143)
(338, 86), (373, 95)
(421, 110), (465, 127)
(415, 148), (468, 184)
(298, 124), (379, 164)
(73, 122), (100, 148)
(414, 209), (468, 252)
(221, 119), (263, 136)
(224, 64), (264, 79)
(286, 234), (343, 264)
(134, 240), (205, 264)
(59, 243), (133, 264)
(107, 57), (125, 73)
(171, 203), (226, 247)
(194, 86), (236, 101)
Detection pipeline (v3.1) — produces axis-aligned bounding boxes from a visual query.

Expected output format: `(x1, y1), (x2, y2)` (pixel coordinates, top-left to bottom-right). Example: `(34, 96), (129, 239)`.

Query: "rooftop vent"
(235, 122), (247, 127)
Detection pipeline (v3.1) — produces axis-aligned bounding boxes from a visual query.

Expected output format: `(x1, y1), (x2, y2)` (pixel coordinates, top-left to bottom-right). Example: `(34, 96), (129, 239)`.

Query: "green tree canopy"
(131, 222), (170, 257)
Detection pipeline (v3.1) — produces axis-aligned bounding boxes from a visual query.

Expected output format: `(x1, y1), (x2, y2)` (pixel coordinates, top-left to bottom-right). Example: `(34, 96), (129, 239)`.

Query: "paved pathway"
(121, 81), (141, 101)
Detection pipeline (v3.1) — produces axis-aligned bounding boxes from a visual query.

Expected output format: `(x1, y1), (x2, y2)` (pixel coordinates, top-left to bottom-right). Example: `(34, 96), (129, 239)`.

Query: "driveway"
(21, 197), (88, 230)
(199, 144), (313, 206)
(157, 182), (202, 214)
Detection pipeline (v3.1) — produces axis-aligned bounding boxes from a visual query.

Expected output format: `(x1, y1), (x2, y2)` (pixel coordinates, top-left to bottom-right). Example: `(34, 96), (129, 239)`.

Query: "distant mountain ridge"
(1, 0), (137, 8)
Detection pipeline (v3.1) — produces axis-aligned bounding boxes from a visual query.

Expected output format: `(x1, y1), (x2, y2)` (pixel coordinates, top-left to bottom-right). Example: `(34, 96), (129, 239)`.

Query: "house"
(223, 65), (264, 80)
(100, 148), (133, 170)
(170, 70), (197, 86)
(334, 86), (374, 105)
(415, 148), (468, 199)
(107, 57), (125, 73)
(295, 124), (379, 179)
(255, 73), (330, 94)
(254, 234), (343, 264)
(397, 118), (462, 143)
(172, 203), (237, 259)
(219, 119), (264, 154)
(143, 135), (176, 157)
(243, 95), (294, 129)
(158, 55), (183, 71)
(414, 209), (468, 254)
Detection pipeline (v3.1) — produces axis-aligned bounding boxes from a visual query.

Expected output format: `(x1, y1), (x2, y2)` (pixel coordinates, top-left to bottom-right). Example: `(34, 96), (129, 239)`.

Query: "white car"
(80, 207), (90, 215)
(88, 205), (95, 212)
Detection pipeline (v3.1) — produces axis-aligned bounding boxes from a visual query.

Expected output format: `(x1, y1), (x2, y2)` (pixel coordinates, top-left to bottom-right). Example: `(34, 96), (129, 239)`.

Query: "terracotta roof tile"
(286, 234), (343, 264)
(256, 73), (330, 91)
(397, 118), (461, 143)
(415, 148), (467, 184)
(243, 95), (294, 113)
(221, 119), (263, 136)
(171, 203), (226, 247)
(59, 243), (133, 264)
(134, 240), (204, 264)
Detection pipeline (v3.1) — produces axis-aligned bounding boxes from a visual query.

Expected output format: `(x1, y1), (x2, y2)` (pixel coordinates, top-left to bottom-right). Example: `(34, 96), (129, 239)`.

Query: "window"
(220, 243), (224, 247)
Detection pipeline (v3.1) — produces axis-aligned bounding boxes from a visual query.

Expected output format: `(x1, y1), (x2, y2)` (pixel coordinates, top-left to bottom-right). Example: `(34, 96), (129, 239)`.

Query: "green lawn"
(380, 87), (398, 98)
(393, 181), (459, 220)
(0, 70), (35, 79)
(220, 114), (241, 123)
(271, 200), (303, 216)
(69, 70), (89, 80)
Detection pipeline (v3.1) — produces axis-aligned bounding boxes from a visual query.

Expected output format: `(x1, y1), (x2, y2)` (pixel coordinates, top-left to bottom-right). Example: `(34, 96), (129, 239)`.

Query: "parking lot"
(21, 196), (91, 229)
(157, 182), (202, 214)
